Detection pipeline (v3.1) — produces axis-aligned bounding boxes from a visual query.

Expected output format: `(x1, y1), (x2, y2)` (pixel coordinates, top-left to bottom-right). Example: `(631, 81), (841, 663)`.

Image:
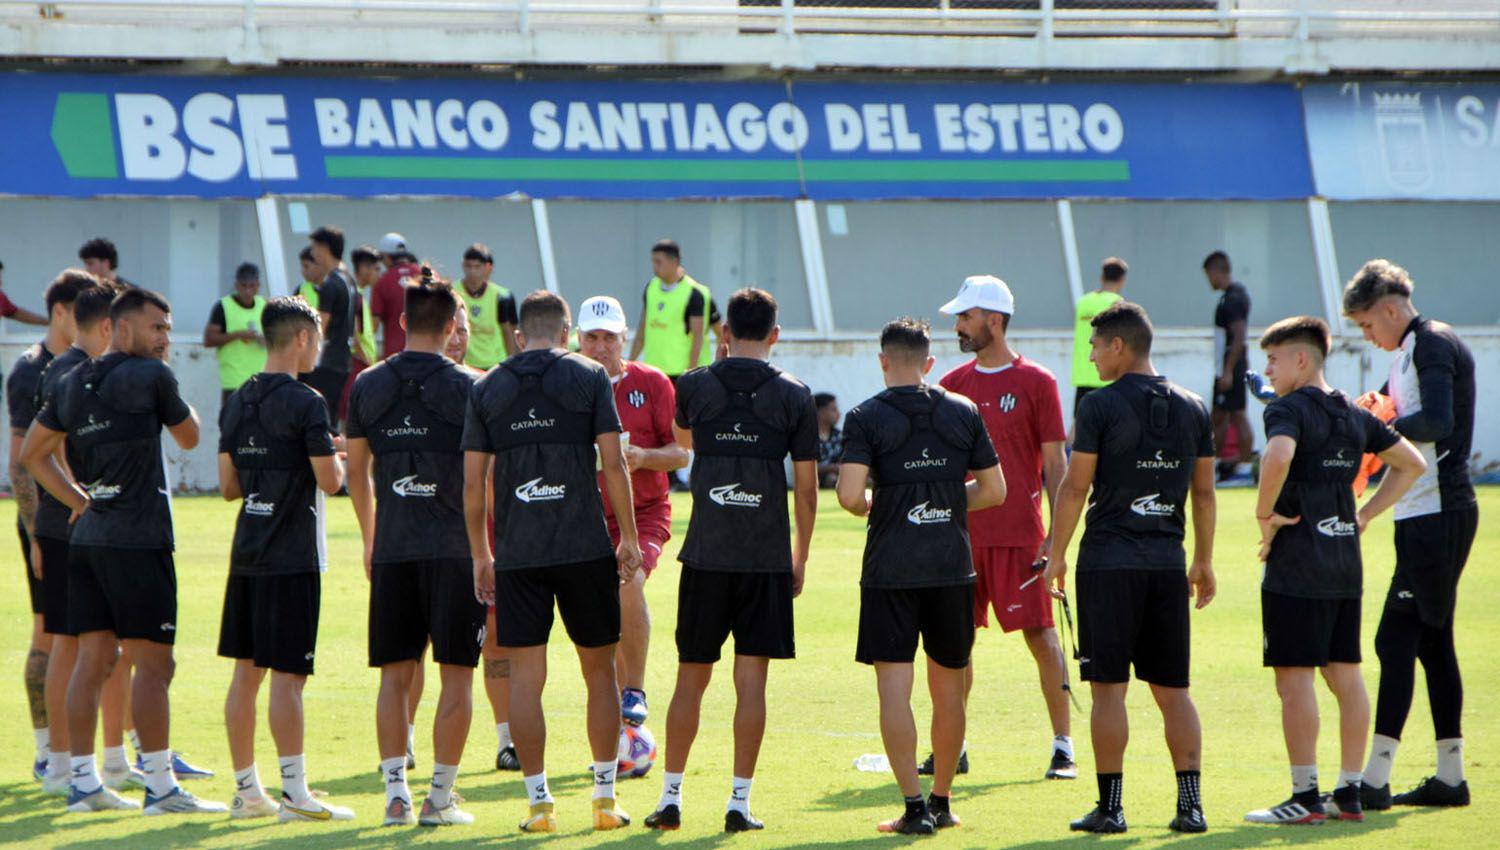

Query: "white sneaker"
(103, 764), (147, 790)
(419, 794), (475, 826)
(143, 787), (229, 815)
(230, 793), (279, 819)
(42, 775), (71, 796)
(278, 794), (355, 822)
(383, 796), (415, 826)
(66, 785), (141, 812)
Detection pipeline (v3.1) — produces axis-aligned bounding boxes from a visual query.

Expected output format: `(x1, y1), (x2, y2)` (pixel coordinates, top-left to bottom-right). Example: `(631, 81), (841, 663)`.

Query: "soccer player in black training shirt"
(7, 270), (92, 780)
(301, 225), (359, 432)
(218, 296), (350, 823)
(1043, 302), (1218, 835)
(1341, 260), (1479, 809)
(837, 318), (1005, 835)
(10, 271), (95, 787)
(463, 290), (643, 834)
(1243, 316), (1425, 826)
(645, 287), (819, 834)
(347, 279), (484, 827)
(23, 288), (225, 815)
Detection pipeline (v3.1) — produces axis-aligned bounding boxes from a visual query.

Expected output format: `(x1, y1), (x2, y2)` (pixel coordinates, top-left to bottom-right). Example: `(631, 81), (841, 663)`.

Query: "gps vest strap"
(692, 367), (785, 461)
(75, 357), (157, 443)
(231, 377), (305, 470)
(489, 353), (595, 447)
(1093, 380), (1191, 490)
(367, 358), (465, 452)
(870, 389), (969, 486)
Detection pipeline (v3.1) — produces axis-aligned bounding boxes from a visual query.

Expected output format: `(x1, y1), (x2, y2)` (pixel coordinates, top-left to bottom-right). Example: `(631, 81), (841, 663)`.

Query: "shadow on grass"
(305, 767), (597, 801)
(1000, 806), (1428, 850)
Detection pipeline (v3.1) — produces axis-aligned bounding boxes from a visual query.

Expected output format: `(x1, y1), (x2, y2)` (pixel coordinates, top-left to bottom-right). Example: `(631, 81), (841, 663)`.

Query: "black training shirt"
(347, 352), (475, 564)
(462, 348), (620, 570)
(37, 352), (191, 550)
(841, 385), (997, 589)
(1073, 373), (1215, 571)
(30, 346), (93, 542)
(1385, 316), (1475, 519)
(1213, 282), (1251, 375)
(316, 267), (357, 372)
(220, 373), (334, 575)
(7, 341), (52, 432)
(674, 358), (818, 573)
(1262, 387), (1400, 599)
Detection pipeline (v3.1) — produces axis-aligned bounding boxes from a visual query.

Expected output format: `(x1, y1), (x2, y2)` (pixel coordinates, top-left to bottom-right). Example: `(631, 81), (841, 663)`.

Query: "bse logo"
(906, 501), (953, 525)
(628, 390), (646, 409)
(243, 492), (276, 516)
(709, 483), (763, 508)
(392, 474), (438, 498)
(1129, 493), (1176, 517)
(514, 477), (566, 503)
(1316, 515), (1357, 537)
(997, 393), (1017, 413)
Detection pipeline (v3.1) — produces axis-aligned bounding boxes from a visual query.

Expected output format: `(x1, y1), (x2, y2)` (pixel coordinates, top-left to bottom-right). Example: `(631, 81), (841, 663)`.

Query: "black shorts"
(1262, 590), (1360, 668)
(1211, 365), (1247, 412)
(1078, 569), (1190, 687)
(370, 559), (486, 668)
(68, 545), (177, 644)
(676, 565), (795, 664)
(218, 572), (321, 675)
(39, 535), (75, 636)
(1074, 386), (1100, 419)
(299, 367), (348, 432)
(18, 521), (42, 615)
(857, 584), (974, 670)
(494, 556), (620, 649)
(1389, 507), (1478, 628)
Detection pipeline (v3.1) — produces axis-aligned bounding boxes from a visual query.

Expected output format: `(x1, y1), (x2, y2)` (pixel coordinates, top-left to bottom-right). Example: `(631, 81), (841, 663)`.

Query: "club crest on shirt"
(628, 390), (646, 409)
(997, 393), (1017, 413)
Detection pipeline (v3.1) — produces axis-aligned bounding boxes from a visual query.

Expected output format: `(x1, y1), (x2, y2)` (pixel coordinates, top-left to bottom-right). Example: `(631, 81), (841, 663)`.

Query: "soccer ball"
(618, 724), (657, 778)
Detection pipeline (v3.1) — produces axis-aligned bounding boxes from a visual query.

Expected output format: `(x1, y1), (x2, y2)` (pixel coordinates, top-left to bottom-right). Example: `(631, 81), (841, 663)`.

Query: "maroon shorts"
(973, 546), (1054, 632)
(608, 502), (671, 577)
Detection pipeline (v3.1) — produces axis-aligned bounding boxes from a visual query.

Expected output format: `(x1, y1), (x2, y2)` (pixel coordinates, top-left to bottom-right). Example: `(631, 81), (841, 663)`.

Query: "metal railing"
(2, 0), (1497, 70)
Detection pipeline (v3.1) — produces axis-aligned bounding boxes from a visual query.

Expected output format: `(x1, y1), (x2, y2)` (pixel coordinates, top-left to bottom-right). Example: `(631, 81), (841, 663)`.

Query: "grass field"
(0, 488), (1493, 849)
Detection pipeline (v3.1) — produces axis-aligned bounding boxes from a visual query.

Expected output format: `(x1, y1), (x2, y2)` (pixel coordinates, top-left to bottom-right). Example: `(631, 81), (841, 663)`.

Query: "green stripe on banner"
(323, 156), (1130, 183)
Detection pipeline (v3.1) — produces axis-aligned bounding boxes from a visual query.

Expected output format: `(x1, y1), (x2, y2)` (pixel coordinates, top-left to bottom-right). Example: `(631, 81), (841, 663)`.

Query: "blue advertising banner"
(1305, 82), (1500, 200)
(1, 73), (1312, 200)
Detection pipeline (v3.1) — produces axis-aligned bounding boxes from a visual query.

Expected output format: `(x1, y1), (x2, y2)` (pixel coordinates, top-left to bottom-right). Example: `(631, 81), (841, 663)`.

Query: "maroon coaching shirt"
(939, 356), (1065, 549)
(598, 360), (676, 536)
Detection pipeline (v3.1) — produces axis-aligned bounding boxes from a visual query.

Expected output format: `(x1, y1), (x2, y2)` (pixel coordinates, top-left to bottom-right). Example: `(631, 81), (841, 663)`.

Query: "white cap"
(378, 232), (409, 256)
(938, 274), (1015, 316)
(578, 295), (628, 334)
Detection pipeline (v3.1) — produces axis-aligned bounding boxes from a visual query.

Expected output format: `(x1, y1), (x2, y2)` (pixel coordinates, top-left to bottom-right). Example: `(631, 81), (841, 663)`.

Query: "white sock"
(498, 722), (512, 749)
(592, 760), (617, 801)
(430, 763), (458, 807)
(103, 744), (129, 773)
(961, 738), (969, 756)
(381, 756), (409, 804)
(1053, 735), (1074, 761)
(407, 724), (416, 754)
(127, 729), (142, 757)
(1291, 764), (1318, 795)
(523, 771), (553, 805)
(728, 776), (752, 814)
(142, 749), (175, 797)
(660, 771), (684, 810)
(33, 728), (49, 761)
(1437, 738), (1465, 786)
(279, 754), (310, 804)
(1365, 734), (1399, 787)
(234, 764), (265, 800)
(47, 750), (70, 781)
(70, 755), (101, 794)
(1338, 770), (1362, 788)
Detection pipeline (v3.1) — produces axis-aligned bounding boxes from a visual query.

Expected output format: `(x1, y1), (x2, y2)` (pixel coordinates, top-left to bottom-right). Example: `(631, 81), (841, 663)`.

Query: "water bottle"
(853, 753), (889, 773)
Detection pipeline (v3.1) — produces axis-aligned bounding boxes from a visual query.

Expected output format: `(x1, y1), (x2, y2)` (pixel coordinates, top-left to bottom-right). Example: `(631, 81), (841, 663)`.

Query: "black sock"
(904, 794), (927, 819)
(1097, 773), (1123, 813)
(1176, 770), (1201, 812)
(926, 794), (950, 813)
